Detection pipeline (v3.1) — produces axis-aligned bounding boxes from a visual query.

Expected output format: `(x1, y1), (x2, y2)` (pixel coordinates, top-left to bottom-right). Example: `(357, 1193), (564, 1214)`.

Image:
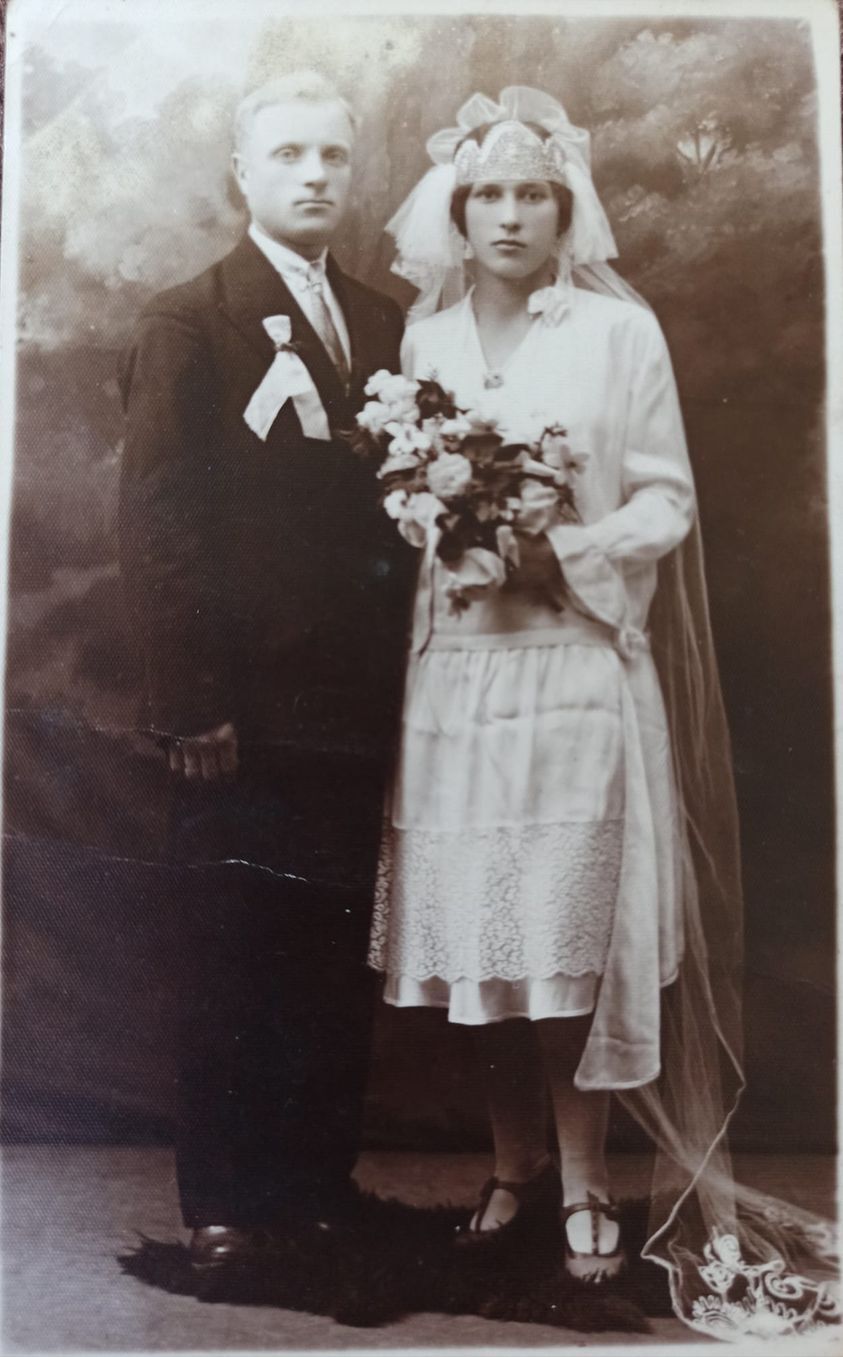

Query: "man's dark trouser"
(169, 746), (386, 1229)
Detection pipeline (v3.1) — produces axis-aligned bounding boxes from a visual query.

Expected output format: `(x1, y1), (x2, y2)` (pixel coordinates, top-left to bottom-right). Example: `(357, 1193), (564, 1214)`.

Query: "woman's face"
(464, 179), (561, 283)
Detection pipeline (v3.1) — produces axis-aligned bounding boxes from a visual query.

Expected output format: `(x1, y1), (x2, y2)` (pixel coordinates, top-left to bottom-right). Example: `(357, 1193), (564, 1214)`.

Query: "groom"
(119, 72), (412, 1269)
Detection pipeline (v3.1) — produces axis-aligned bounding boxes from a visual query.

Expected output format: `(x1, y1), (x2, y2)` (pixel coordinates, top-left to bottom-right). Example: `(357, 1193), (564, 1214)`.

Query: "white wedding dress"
(368, 284), (698, 1091)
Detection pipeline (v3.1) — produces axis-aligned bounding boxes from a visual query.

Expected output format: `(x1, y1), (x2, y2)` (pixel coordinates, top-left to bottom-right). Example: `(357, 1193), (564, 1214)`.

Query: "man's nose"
(298, 149), (328, 183)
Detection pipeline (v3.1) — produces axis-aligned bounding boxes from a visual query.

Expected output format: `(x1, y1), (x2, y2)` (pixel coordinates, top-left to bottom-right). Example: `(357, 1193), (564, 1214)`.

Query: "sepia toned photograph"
(1, 0), (840, 1351)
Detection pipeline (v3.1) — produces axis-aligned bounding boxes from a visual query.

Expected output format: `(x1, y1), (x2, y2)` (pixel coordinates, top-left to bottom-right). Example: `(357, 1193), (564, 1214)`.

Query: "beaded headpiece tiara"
(453, 119), (568, 187)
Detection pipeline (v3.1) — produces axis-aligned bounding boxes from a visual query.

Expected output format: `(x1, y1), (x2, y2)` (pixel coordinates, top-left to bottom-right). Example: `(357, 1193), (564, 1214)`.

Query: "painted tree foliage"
(19, 16), (819, 390)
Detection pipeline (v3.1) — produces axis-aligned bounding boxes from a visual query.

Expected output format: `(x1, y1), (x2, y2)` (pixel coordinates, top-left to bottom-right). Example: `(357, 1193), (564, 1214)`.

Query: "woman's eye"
(324, 148), (349, 166)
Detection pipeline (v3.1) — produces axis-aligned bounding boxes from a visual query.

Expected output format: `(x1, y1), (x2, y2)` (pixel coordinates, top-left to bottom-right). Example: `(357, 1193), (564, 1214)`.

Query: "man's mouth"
(492, 239), (525, 250)
(297, 199), (333, 207)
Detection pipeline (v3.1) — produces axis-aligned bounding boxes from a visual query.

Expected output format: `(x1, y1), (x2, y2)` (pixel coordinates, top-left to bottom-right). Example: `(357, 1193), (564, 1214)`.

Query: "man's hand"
(168, 721), (239, 781)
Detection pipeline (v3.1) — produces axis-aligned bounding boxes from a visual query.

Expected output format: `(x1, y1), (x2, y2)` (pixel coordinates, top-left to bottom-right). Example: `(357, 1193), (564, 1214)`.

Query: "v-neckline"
(465, 288), (537, 387)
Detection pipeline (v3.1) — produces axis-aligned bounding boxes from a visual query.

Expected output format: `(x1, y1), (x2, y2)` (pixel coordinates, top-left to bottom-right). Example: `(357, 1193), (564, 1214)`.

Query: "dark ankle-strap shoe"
(454, 1156), (559, 1249)
(562, 1193), (627, 1283)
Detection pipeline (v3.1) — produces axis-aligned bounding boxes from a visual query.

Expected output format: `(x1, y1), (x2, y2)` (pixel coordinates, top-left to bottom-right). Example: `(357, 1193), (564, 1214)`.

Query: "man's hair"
(234, 71), (356, 153)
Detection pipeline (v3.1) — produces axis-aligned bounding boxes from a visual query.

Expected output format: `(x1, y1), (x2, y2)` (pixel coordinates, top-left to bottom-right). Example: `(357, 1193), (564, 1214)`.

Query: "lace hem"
(686, 1231), (841, 1340)
(369, 819), (623, 981)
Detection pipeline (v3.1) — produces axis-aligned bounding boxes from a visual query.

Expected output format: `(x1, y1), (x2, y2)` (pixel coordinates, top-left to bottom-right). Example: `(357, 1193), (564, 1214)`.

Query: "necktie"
(304, 264), (351, 390)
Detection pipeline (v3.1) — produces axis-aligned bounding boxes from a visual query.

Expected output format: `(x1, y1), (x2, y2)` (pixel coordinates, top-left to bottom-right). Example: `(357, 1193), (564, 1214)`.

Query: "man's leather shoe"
(189, 1225), (273, 1271)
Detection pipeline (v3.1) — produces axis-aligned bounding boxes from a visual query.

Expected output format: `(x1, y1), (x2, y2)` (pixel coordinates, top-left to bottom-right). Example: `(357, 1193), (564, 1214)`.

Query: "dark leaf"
(415, 380), (459, 420)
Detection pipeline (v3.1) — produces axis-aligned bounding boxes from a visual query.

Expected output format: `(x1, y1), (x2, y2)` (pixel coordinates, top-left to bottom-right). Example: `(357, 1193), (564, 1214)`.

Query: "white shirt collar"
(248, 222), (328, 283)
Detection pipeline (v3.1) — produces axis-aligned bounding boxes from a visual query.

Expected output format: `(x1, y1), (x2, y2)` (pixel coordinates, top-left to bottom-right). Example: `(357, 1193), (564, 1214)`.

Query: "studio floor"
(2, 1148), (836, 1354)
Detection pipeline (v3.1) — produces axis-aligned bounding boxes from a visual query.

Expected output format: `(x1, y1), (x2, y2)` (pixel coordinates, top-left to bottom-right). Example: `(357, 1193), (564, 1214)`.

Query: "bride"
(368, 87), (838, 1340)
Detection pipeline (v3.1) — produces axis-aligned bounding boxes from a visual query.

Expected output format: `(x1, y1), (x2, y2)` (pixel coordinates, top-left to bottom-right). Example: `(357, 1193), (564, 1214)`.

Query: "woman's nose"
(498, 193), (522, 230)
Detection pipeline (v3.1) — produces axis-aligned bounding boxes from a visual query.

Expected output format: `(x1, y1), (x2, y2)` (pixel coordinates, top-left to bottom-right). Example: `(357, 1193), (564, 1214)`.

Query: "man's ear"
(231, 153), (247, 194)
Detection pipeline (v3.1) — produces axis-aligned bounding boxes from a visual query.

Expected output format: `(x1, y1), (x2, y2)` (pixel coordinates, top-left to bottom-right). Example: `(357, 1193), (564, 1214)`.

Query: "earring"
(556, 234), (573, 284)
(463, 238), (475, 260)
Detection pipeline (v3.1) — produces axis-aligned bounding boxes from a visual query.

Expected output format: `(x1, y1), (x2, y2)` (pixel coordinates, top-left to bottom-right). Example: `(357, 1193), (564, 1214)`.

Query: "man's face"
(233, 100), (353, 258)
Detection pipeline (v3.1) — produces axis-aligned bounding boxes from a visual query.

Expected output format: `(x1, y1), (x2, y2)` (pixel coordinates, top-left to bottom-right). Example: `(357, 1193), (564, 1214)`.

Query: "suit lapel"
(218, 235), (347, 419)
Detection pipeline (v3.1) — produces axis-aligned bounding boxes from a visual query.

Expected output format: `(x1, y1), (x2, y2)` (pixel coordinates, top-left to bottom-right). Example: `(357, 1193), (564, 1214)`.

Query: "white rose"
(370, 372), (418, 405)
(383, 489), (409, 520)
(439, 414), (473, 444)
(386, 399), (420, 424)
(426, 452), (473, 499)
(364, 369), (404, 400)
(408, 491), (446, 529)
(386, 423), (432, 457)
(357, 400), (391, 434)
(364, 369), (390, 396)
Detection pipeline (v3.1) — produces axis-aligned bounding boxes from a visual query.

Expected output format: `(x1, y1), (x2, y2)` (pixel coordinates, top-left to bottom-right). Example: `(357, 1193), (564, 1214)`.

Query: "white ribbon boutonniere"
(243, 316), (331, 442)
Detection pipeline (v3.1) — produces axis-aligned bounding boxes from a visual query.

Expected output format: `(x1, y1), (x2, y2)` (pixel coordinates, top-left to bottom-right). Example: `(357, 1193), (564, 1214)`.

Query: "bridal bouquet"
(352, 370), (586, 611)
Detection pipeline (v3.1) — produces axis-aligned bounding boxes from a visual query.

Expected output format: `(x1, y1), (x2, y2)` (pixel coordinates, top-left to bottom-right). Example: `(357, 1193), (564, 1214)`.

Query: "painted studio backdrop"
(3, 10), (834, 1151)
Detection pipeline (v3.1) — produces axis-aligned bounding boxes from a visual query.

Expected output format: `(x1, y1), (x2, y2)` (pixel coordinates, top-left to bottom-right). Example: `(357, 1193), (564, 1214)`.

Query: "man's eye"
(324, 148), (349, 166)
(275, 146), (299, 161)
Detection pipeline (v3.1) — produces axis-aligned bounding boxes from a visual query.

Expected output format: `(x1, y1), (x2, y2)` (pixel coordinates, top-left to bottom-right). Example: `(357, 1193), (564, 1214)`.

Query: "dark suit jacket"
(118, 234), (414, 760)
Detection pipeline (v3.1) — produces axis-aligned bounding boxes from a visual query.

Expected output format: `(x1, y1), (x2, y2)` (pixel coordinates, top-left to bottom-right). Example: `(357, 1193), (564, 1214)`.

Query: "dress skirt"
(369, 596), (684, 1039)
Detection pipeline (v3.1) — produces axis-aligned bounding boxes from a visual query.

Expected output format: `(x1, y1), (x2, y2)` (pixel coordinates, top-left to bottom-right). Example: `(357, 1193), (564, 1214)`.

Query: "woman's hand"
(512, 478), (559, 537)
